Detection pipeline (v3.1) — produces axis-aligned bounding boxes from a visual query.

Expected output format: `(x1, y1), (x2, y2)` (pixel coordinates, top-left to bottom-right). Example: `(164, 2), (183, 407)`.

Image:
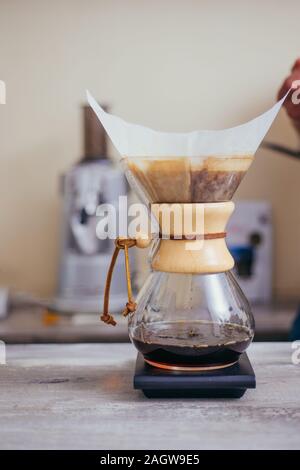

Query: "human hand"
(278, 59), (300, 126)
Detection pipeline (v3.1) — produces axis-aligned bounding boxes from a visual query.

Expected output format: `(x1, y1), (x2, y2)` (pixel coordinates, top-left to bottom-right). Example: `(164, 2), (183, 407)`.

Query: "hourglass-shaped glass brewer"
(122, 156), (254, 370)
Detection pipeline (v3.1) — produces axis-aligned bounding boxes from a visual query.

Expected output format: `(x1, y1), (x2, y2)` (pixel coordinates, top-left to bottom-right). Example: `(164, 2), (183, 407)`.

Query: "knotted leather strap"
(101, 238), (136, 326)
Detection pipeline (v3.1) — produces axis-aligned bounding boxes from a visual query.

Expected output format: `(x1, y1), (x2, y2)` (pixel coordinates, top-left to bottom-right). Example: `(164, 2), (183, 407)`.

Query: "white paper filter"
(86, 90), (289, 158)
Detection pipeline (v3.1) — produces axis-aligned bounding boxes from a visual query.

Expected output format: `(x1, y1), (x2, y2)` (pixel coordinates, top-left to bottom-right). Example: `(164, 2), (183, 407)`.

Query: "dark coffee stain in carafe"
(131, 320), (252, 368)
(191, 170), (246, 202)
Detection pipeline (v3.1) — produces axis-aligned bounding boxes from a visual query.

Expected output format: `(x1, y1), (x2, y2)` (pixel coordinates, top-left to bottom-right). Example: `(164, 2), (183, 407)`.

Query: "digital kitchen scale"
(134, 353), (256, 398)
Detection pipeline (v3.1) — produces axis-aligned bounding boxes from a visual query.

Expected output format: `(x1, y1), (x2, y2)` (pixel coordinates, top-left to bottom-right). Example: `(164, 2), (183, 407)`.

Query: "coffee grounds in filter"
(126, 155), (253, 203)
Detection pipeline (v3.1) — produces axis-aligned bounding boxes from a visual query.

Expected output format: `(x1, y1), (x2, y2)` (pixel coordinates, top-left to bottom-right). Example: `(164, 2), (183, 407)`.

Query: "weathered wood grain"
(0, 343), (299, 449)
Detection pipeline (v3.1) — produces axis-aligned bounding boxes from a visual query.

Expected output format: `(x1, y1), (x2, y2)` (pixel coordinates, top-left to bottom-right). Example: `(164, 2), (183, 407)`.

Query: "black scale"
(134, 353), (256, 398)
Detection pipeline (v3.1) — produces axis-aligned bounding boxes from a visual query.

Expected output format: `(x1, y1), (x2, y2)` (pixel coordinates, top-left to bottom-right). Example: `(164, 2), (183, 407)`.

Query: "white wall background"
(0, 0), (299, 299)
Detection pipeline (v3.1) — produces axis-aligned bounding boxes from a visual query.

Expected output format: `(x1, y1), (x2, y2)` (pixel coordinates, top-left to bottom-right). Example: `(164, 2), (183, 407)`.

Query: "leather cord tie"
(158, 232), (227, 240)
(101, 238), (137, 326)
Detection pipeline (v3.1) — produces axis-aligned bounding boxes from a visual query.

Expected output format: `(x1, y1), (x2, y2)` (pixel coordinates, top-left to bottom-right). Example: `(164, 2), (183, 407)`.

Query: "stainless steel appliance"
(53, 104), (128, 314)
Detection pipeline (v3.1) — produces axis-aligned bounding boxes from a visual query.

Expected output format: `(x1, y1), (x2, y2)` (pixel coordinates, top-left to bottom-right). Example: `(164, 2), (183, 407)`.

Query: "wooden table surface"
(1, 342), (300, 450)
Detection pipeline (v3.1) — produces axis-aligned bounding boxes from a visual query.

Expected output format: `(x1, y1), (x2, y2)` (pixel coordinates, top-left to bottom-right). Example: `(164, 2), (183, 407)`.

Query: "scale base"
(134, 353), (256, 398)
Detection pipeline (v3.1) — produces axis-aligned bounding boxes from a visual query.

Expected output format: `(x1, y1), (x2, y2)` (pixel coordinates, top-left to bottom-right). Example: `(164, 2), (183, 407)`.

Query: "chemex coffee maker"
(87, 90), (287, 398)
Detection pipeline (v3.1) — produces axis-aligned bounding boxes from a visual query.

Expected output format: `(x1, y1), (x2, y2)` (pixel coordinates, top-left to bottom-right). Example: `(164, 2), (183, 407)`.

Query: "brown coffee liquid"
(131, 320), (252, 368)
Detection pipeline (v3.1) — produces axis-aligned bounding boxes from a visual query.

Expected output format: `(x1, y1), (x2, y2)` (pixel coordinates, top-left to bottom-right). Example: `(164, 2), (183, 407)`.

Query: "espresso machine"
(51, 104), (128, 316)
(87, 90), (287, 397)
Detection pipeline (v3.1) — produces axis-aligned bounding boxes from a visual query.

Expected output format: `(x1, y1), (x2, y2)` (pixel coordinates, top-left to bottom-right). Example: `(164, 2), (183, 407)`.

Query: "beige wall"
(0, 0), (300, 300)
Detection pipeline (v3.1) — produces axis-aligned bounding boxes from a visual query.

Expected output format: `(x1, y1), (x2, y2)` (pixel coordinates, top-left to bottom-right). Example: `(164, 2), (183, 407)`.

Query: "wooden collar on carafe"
(150, 202), (233, 240)
(150, 202), (235, 274)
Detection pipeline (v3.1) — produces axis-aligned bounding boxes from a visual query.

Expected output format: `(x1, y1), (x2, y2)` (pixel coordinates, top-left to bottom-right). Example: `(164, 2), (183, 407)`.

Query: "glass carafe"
(120, 153), (255, 370)
(128, 263), (254, 370)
